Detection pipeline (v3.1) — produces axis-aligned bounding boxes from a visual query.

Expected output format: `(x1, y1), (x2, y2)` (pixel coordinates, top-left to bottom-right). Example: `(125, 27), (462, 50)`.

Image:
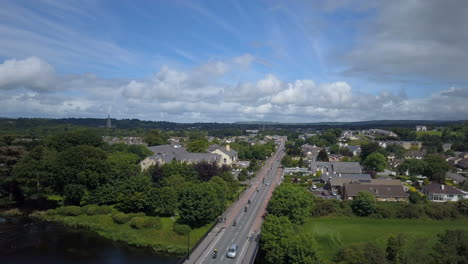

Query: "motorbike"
(213, 250), (218, 259)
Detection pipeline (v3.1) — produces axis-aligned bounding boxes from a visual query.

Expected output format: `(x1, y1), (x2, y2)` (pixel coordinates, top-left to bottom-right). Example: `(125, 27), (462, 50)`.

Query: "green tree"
(423, 155), (451, 183)
(351, 191), (376, 216)
(432, 230), (468, 264)
(147, 186), (177, 216)
(107, 151), (139, 180)
(260, 215), (294, 264)
(143, 130), (167, 146)
(267, 184), (314, 224)
(47, 129), (103, 151)
(64, 184), (85, 205)
(360, 142), (386, 161)
(284, 233), (321, 264)
(316, 149), (329, 162)
(178, 182), (219, 227)
(386, 234), (406, 264)
(334, 243), (386, 264)
(363, 152), (388, 172)
(187, 139), (209, 153)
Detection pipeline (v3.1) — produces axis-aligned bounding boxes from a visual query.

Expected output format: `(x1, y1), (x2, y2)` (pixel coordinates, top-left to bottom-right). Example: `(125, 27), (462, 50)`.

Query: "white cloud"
(0, 57), (55, 91)
(1, 56), (467, 122)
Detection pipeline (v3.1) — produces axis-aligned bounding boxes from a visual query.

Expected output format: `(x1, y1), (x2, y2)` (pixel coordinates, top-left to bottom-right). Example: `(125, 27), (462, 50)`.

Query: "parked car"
(322, 190), (330, 196)
(312, 184), (317, 190)
(227, 244), (238, 258)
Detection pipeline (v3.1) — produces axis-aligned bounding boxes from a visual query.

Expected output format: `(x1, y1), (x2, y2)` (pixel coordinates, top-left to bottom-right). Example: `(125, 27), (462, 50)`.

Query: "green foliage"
(143, 130), (167, 146)
(260, 215), (295, 264)
(360, 142), (387, 161)
(457, 199), (468, 216)
(55, 206), (84, 216)
(129, 216), (162, 229)
(178, 182), (220, 227)
(172, 223), (191, 235)
(432, 230), (468, 264)
(83, 204), (114, 215)
(397, 159), (426, 176)
(334, 243), (386, 264)
(316, 149), (329, 162)
(267, 184), (314, 224)
(351, 191), (376, 217)
(46, 129), (103, 151)
(422, 155), (451, 183)
(187, 139), (209, 153)
(107, 151), (140, 180)
(64, 184), (86, 205)
(112, 212), (132, 224)
(147, 186), (178, 216)
(386, 234), (406, 263)
(362, 152), (387, 172)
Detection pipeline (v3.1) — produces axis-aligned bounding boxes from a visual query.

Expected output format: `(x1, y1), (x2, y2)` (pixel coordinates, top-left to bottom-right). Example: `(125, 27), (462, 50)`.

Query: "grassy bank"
(32, 210), (212, 256)
(302, 216), (468, 262)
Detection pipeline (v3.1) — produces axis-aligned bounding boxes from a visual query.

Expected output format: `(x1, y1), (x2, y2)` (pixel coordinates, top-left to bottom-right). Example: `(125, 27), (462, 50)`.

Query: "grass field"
(302, 217), (468, 262)
(33, 212), (212, 256)
(416, 130), (463, 139)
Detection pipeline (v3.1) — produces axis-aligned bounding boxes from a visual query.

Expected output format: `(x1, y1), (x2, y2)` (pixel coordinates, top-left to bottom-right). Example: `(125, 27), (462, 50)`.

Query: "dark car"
(322, 190), (330, 196)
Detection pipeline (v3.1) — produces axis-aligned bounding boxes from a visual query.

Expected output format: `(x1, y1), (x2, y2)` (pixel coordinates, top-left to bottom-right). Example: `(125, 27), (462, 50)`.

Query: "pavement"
(184, 138), (285, 264)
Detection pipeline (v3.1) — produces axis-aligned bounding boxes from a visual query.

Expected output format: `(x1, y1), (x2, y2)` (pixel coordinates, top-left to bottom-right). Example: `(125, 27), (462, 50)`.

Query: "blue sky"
(1, 0), (467, 122)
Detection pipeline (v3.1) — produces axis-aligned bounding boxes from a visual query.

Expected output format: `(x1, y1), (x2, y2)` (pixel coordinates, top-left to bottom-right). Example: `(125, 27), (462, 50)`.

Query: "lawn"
(33, 212), (212, 256)
(302, 216), (468, 262)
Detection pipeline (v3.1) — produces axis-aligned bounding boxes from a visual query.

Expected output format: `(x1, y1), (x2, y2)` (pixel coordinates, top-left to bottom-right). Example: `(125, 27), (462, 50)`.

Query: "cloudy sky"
(1, 0), (467, 122)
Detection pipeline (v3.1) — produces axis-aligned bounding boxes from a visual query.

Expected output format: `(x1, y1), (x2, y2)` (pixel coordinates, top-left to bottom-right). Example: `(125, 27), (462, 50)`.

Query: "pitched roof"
(331, 161), (362, 174)
(423, 183), (466, 195)
(321, 173), (371, 182)
(148, 144), (220, 164)
(344, 182), (407, 198)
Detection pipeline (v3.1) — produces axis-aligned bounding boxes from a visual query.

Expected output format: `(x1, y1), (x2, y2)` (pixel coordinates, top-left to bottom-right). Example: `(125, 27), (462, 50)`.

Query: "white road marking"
(199, 229), (225, 264)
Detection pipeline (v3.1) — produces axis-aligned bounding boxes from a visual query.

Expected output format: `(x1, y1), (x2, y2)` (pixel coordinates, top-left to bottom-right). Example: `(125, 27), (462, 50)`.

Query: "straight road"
(186, 137), (285, 264)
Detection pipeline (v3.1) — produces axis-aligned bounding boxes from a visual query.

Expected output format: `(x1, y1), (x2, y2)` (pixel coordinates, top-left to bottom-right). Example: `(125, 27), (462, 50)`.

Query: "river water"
(0, 216), (179, 264)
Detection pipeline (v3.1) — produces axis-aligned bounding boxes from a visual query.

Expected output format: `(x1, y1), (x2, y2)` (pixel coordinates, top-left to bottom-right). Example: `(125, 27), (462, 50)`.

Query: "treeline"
(313, 192), (468, 220)
(2, 129), (239, 228)
(230, 140), (276, 160)
(334, 229), (468, 264)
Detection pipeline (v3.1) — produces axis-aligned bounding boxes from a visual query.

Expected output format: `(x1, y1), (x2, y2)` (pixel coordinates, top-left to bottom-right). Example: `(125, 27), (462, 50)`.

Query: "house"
(456, 158), (468, 170)
(325, 174), (372, 194)
(139, 144), (221, 170)
(102, 136), (145, 145)
(404, 150), (425, 160)
(366, 129), (398, 138)
(310, 161), (362, 175)
(379, 141), (422, 150)
(442, 143), (453, 152)
(342, 181), (407, 201)
(446, 172), (467, 185)
(423, 183), (468, 202)
(207, 144), (238, 166)
(301, 144), (322, 160)
(416, 126), (427, 132)
(346, 145), (362, 157)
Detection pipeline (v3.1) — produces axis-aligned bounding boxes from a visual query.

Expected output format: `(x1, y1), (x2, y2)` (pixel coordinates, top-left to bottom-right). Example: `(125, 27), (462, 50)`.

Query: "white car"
(312, 185), (317, 190)
(227, 244), (238, 258)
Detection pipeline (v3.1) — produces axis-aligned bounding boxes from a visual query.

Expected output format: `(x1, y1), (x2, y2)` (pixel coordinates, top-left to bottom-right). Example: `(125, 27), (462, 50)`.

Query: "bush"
(313, 199), (339, 217)
(374, 203), (395, 219)
(95, 205), (114, 215)
(130, 216), (162, 229)
(84, 204), (100, 215)
(56, 206), (84, 216)
(397, 204), (423, 219)
(112, 213), (132, 224)
(0, 208), (22, 217)
(173, 223), (191, 235)
(351, 191), (376, 217)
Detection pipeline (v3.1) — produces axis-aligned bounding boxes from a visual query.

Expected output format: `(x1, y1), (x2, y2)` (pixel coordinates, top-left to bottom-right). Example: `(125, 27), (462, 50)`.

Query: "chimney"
(441, 184), (445, 190)
(226, 144), (231, 152)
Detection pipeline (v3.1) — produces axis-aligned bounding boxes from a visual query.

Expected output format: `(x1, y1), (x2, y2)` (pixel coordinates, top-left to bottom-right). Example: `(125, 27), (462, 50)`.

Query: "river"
(0, 216), (179, 264)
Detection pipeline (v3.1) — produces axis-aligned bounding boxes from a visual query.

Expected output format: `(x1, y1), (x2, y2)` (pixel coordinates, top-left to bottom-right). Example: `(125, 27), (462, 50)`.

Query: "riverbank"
(30, 207), (212, 256)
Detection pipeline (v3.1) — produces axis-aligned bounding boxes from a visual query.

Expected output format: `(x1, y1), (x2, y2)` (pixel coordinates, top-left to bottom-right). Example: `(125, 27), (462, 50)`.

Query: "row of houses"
(140, 144), (238, 170)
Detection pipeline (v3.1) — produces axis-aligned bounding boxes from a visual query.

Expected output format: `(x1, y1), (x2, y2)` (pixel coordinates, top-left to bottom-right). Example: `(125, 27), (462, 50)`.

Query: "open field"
(302, 216), (468, 262)
(416, 130), (463, 139)
(32, 212), (212, 256)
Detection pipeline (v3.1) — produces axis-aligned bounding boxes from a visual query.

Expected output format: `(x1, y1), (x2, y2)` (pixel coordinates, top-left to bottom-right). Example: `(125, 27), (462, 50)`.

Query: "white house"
(423, 183), (468, 202)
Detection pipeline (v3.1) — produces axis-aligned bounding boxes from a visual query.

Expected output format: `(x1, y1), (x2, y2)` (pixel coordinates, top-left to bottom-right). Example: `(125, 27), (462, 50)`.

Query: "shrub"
(374, 203), (395, 219)
(0, 208), (22, 217)
(397, 204), (423, 219)
(112, 213), (132, 224)
(95, 205), (114, 215)
(456, 199), (468, 216)
(173, 223), (191, 235)
(313, 199), (339, 217)
(56, 206), (84, 216)
(351, 191), (376, 216)
(130, 216), (162, 229)
(84, 204), (100, 215)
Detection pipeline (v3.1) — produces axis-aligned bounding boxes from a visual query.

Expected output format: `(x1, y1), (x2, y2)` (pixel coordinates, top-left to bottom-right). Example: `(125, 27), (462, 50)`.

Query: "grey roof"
(310, 161), (362, 175)
(331, 161), (362, 174)
(343, 182), (407, 198)
(321, 173), (371, 182)
(446, 172), (466, 183)
(346, 145), (361, 152)
(423, 183), (466, 195)
(208, 144), (238, 157)
(148, 144), (220, 164)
